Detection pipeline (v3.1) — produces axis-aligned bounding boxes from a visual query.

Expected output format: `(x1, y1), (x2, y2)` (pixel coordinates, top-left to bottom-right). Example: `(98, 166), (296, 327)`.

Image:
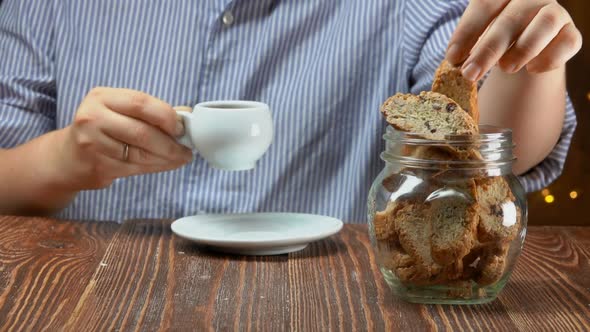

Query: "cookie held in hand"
(432, 59), (480, 124)
(380, 91), (478, 140)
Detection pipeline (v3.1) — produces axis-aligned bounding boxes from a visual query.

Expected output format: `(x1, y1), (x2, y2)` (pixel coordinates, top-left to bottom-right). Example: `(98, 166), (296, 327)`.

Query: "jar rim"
(380, 152), (516, 170)
(381, 125), (516, 170)
(383, 125), (513, 146)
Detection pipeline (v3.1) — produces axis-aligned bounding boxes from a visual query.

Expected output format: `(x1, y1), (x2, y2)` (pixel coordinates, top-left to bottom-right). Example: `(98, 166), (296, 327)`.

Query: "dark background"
(0, 0), (587, 224)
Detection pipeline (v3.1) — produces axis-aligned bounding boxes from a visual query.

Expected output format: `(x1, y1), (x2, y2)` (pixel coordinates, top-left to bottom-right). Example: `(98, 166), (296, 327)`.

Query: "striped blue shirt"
(0, 0), (577, 222)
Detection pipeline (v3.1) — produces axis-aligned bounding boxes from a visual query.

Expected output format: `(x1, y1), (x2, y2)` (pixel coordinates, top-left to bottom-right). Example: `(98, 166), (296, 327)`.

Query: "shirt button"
(222, 11), (234, 26)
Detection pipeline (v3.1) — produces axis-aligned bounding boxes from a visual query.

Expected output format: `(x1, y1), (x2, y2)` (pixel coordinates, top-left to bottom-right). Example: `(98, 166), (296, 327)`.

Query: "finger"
(100, 155), (189, 182)
(173, 106), (193, 113)
(499, 3), (571, 73)
(95, 132), (192, 166)
(526, 23), (583, 73)
(128, 162), (189, 177)
(98, 107), (193, 162)
(173, 106), (192, 129)
(460, 0), (552, 81)
(446, 0), (510, 65)
(86, 87), (182, 137)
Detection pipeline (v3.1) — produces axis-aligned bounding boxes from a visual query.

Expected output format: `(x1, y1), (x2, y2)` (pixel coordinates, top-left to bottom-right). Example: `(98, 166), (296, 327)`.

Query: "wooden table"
(0, 216), (589, 331)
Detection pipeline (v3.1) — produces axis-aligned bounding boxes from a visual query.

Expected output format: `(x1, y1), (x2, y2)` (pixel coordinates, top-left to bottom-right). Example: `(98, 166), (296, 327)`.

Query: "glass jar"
(368, 126), (527, 305)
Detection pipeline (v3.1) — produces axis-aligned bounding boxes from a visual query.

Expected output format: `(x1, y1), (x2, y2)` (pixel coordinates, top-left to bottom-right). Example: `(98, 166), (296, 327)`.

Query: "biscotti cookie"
(429, 183), (479, 265)
(432, 60), (479, 123)
(474, 245), (509, 286)
(377, 236), (434, 285)
(437, 259), (464, 282)
(460, 244), (483, 280)
(377, 239), (404, 271)
(373, 201), (399, 241)
(405, 145), (456, 161)
(445, 280), (475, 299)
(380, 91), (481, 162)
(385, 215), (469, 285)
(376, 227), (438, 285)
(394, 202), (443, 282)
(475, 252), (506, 286)
(381, 170), (440, 201)
(390, 251), (432, 284)
(459, 241), (509, 285)
(474, 177), (520, 244)
(380, 91), (478, 140)
(401, 146), (454, 179)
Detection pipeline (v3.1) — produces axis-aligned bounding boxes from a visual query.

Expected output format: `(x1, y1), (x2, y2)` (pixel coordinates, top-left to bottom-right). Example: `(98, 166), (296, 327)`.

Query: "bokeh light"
(544, 195), (555, 204)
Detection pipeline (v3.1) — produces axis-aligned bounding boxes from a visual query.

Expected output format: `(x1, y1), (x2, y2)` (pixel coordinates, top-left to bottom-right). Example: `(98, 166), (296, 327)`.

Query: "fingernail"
(461, 62), (481, 82)
(175, 120), (184, 137)
(174, 106), (193, 113)
(446, 44), (462, 64)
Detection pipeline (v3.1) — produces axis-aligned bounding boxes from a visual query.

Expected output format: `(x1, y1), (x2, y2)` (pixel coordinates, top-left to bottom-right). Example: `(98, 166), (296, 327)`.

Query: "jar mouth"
(381, 125), (516, 170)
(383, 125), (513, 146)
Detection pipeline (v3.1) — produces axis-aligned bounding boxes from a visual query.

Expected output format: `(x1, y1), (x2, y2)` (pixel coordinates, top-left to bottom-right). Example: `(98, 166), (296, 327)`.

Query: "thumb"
(172, 106), (192, 137)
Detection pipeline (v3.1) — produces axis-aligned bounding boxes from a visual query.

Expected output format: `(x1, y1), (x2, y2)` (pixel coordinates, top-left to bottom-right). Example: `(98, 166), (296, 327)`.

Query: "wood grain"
(63, 219), (290, 331)
(0, 216), (118, 332)
(289, 226), (521, 332)
(498, 227), (590, 331)
(1, 217), (589, 331)
(564, 227), (590, 246)
(288, 225), (428, 331)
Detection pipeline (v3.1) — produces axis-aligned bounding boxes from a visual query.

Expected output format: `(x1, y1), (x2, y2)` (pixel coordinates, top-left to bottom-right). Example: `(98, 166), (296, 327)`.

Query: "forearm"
(479, 66), (566, 175)
(0, 129), (78, 215)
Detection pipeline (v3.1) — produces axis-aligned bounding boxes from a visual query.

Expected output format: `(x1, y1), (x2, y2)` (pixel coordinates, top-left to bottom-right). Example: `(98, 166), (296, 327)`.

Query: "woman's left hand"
(446, 0), (583, 81)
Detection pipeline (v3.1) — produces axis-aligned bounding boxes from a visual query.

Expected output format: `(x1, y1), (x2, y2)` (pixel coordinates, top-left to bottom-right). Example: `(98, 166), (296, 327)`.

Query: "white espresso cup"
(175, 100), (273, 171)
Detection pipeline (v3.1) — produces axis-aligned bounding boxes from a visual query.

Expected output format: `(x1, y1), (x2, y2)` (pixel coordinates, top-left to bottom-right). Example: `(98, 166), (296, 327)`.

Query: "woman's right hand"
(53, 87), (193, 190)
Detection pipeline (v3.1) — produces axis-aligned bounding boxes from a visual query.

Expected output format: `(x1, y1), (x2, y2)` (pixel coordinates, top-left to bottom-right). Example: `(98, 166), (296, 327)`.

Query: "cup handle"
(175, 110), (195, 149)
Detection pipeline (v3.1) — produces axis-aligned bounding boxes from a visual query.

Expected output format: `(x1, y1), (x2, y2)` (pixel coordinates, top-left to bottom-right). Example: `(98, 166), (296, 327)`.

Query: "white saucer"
(171, 213), (343, 255)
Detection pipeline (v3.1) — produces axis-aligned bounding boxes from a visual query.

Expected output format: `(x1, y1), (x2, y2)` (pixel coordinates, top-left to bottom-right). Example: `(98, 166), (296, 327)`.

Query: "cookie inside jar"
(372, 128), (525, 303)
(369, 61), (526, 304)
